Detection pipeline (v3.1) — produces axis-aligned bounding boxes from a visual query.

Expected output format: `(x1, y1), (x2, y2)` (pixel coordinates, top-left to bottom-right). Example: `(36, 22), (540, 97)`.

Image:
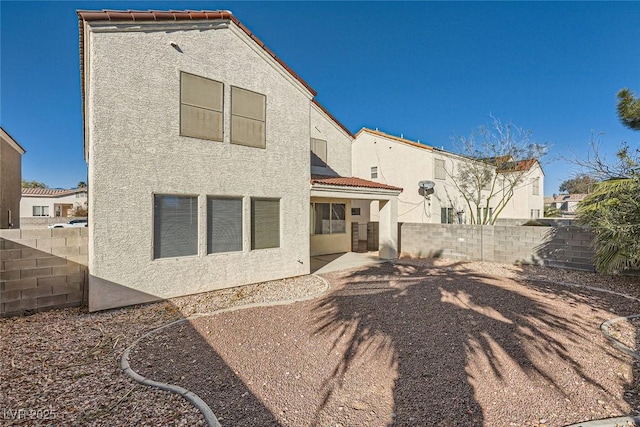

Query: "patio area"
(128, 259), (640, 427)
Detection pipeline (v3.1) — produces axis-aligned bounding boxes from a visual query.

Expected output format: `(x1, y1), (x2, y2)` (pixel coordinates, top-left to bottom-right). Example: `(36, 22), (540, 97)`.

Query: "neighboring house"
(544, 193), (587, 217)
(0, 127), (26, 228)
(78, 10), (401, 312)
(351, 128), (545, 225)
(20, 188), (88, 218)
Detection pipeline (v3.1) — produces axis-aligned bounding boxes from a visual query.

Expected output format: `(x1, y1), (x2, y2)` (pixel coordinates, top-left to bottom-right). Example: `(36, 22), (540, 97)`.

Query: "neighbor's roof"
(311, 175), (403, 192)
(22, 188), (87, 197)
(497, 158), (540, 173)
(356, 128), (434, 151)
(544, 193), (588, 204)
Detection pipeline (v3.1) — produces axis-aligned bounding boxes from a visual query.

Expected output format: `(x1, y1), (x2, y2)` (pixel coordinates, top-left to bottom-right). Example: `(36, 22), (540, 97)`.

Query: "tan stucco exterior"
(83, 19), (313, 311)
(0, 128), (25, 228)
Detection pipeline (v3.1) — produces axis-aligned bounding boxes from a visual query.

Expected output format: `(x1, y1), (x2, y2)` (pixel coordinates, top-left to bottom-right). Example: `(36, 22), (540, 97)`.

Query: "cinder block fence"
(399, 223), (596, 271)
(0, 228), (88, 317)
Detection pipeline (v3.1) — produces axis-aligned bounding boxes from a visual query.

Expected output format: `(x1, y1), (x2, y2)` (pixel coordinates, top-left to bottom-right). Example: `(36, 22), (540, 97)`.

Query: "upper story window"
(435, 159), (446, 180)
(371, 166), (378, 179)
(311, 138), (327, 167)
(532, 177), (540, 195)
(231, 86), (266, 148)
(180, 72), (223, 141)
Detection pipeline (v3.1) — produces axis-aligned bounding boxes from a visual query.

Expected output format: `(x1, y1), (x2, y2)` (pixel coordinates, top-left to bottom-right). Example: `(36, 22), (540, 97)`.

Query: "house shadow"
(311, 260), (640, 426)
(129, 317), (282, 426)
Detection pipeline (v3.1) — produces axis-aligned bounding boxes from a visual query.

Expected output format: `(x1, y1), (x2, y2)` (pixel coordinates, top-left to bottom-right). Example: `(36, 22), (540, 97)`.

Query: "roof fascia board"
(228, 24), (315, 100)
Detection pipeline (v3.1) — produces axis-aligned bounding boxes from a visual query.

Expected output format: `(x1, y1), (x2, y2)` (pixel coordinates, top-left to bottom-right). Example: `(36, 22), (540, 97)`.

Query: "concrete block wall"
(399, 223), (595, 271)
(19, 217), (88, 228)
(0, 228), (88, 317)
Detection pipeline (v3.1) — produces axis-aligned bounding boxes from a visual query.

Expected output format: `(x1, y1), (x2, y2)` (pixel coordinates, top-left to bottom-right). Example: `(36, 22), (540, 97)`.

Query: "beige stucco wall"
(0, 136), (23, 228)
(310, 104), (353, 177)
(85, 20), (312, 311)
(310, 197), (351, 256)
(352, 130), (544, 224)
(20, 192), (87, 218)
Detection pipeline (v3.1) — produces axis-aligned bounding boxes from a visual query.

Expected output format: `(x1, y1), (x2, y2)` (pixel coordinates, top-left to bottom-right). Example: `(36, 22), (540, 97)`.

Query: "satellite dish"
(419, 180), (435, 190)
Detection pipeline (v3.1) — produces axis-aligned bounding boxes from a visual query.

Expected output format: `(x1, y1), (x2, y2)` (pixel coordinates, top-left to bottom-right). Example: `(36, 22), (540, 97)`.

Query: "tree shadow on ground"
(312, 259), (640, 426)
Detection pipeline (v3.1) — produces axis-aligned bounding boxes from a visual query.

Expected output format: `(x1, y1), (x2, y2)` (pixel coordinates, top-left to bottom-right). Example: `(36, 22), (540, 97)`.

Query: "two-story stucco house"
(0, 127), (26, 229)
(352, 128), (544, 226)
(78, 10), (401, 311)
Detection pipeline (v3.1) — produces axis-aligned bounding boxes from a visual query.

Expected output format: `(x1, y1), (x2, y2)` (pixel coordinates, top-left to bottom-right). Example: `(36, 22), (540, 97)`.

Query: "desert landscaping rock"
(2, 259), (640, 426)
(128, 258), (640, 427)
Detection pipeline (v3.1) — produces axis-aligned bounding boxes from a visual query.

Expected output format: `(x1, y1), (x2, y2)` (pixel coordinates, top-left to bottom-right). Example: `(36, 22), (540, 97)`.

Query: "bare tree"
(449, 116), (547, 225)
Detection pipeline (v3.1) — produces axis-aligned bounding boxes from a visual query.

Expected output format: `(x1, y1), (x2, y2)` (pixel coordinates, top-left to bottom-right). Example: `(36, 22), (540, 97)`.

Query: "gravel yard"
(0, 276), (325, 426)
(1, 258), (639, 426)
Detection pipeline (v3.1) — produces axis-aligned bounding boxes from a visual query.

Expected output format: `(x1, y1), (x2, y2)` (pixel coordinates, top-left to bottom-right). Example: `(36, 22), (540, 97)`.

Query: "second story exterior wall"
(0, 128), (25, 228)
(309, 103), (353, 177)
(82, 16), (313, 309)
(353, 129), (544, 224)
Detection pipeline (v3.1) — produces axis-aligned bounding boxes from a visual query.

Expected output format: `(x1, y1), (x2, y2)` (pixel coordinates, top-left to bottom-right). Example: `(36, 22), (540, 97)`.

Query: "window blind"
(208, 197), (243, 254)
(154, 195), (198, 259)
(251, 198), (280, 249)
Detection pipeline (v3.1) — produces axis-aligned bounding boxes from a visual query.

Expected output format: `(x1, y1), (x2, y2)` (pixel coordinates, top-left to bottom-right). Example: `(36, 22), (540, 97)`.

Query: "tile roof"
(497, 158), (539, 173)
(544, 193), (588, 203)
(311, 175), (403, 192)
(356, 128), (434, 151)
(22, 188), (87, 197)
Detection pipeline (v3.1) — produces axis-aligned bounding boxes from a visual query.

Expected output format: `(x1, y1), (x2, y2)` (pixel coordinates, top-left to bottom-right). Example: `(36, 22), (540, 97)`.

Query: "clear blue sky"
(2, 1), (639, 195)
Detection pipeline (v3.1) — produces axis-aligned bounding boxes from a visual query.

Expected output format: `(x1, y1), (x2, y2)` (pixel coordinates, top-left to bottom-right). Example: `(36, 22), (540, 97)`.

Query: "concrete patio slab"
(310, 251), (383, 274)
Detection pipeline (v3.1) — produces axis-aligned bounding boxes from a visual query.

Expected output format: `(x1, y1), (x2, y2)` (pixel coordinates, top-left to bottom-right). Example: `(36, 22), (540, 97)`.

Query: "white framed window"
(477, 207), (494, 223)
(531, 209), (541, 219)
(435, 159), (446, 180)
(311, 138), (327, 167)
(251, 198), (279, 249)
(441, 207), (454, 224)
(532, 177), (540, 195)
(207, 197), (243, 254)
(371, 166), (378, 179)
(180, 72), (223, 141)
(231, 86), (266, 148)
(153, 195), (198, 259)
(33, 206), (49, 217)
(312, 203), (346, 234)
